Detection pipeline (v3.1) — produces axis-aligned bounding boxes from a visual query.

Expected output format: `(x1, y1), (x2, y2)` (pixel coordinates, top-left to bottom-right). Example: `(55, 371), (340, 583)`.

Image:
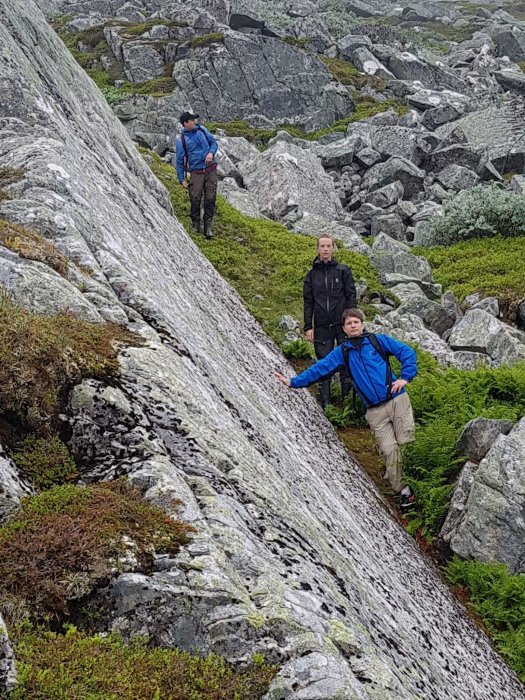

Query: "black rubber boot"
(203, 219), (213, 240)
(319, 379), (331, 409)
(191, 218), (201, 233)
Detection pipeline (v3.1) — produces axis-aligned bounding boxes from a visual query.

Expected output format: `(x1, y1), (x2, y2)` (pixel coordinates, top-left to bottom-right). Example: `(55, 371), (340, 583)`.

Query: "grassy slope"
(147, 152), (384, 344)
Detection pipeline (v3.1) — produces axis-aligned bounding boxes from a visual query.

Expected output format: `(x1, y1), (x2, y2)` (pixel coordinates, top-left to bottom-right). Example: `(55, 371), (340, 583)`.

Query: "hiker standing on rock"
(303, 235), (356, 409)
(276, 308), (418, 513)
(175, 111), (218, 239)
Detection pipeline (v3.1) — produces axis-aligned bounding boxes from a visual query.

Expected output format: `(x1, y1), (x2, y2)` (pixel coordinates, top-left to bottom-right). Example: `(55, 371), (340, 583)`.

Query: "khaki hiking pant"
(365, 392), (415, 493)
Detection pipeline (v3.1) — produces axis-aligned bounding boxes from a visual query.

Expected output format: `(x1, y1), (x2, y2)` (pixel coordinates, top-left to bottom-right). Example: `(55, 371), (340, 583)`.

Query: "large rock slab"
(362, 156), (425, 198)
(1, 1), (525, 697)
(238, 142), (343, 220)
(444, 418), (525, 574)
(0, 442), (30, 524)
(448, 309), (525, 366)
(456, 418), (514, 463)
(171, 31), (354, 132)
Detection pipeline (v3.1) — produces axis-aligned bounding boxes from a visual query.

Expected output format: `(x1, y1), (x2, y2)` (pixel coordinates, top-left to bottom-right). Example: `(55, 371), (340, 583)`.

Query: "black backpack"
(342, 333), (393, 408)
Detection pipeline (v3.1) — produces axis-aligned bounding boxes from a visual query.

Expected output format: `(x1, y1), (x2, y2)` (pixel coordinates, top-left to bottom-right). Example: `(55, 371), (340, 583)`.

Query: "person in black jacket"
(303, 235), (356, 408)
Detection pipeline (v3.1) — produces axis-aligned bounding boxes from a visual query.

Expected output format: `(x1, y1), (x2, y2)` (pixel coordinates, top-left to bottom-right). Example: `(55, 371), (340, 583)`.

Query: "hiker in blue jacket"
(276, 308), (418, 513)
(175, 111), (218, 239)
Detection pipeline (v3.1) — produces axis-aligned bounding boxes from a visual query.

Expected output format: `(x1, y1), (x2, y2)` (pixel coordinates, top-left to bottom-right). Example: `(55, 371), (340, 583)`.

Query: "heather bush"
(428, 184), (525, 246)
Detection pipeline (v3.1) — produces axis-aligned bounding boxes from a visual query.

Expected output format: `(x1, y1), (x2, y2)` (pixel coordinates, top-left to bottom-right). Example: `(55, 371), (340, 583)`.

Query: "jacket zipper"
(358, 343), (381, 404)
(325, 268), (330, 314)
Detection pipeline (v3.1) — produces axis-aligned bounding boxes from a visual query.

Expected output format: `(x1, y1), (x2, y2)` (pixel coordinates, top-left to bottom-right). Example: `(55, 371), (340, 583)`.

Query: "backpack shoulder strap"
(196, 124), (213, 148)
(366, 333), (391, 363)
(365, 333), (393, 401)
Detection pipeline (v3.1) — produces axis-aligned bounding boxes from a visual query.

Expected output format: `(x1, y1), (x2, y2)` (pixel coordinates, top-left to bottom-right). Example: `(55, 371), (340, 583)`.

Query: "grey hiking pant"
(365, 392), (415, 493)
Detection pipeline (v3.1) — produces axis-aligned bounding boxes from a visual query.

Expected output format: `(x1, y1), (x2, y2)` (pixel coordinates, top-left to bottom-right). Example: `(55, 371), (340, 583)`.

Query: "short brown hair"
(342, 308), (364, 324)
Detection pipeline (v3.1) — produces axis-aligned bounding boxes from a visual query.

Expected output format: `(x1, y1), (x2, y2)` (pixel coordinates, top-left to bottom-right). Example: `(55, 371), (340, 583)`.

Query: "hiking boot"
(399, 488), (417, 514)
(203, 219), (213, 239)
(191, 218), (201, 233)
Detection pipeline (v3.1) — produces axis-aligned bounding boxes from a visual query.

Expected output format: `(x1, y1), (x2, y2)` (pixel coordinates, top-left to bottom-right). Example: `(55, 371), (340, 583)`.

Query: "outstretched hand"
(275, 371), (291, 387)
(391, 378), (408, 394)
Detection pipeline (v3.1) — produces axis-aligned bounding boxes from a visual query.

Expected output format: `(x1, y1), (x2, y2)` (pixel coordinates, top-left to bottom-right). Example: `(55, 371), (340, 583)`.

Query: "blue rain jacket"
(290, 334), (417, 408)
(175, 125), (218, 183)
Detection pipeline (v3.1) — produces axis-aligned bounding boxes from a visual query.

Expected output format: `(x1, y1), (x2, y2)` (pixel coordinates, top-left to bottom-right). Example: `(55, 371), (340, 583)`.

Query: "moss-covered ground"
(415, 236), (525, 320)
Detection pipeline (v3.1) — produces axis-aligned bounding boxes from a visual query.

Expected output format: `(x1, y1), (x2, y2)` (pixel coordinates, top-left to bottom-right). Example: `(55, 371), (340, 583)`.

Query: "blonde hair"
(317, 234), (337, 251)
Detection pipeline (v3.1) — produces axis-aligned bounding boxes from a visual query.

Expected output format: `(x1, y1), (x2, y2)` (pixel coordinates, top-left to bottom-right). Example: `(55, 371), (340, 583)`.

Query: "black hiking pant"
(188, 169), (218, 226)
(314, 328), (352, 408)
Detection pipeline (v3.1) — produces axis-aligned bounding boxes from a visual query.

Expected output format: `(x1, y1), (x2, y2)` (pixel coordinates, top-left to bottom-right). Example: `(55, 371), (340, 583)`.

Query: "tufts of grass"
(13, 435), (78, 491)
(320, 55), (386, 90)
(145, 151), (385, 344)
(0, 294), (142, 434)
(0, 481), (194, 619)
(446, 557), (525, 681)
(0, 166), (25, 202)
(9, 626), (277, 700)
(414, 236), (525, 321)
(119, 18), (185, 37)
(188, 32), (225, 48)
(0, 219), (68, 276)
(282, 36), (309, 48)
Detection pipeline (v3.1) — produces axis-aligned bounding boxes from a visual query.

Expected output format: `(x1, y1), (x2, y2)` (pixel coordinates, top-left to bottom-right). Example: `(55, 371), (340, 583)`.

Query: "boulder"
(396, 298), (456, 337)
(493, 27), (525, 62)
(456, 418), (514, 463)
(450, 351), (494, 370)
(440, 461), (478, 544)
(427, 145), (484, 174)
(0, 614), (16, 695)
(370, 126), (423, 164)
(0, 442), (30, 523)
(354, 146), (382, 168)
(470, 297), (499, 317)
(370, 212), (406, 240)
(364, 180), (404, 208)
(316, 134), (362, 168)
(441, 290), (463, 324)
(386, 51), (468, 92)
(121, 41), (165, 83)
(218, 177), (265, 218)
(510, 174), (525, 196)
(238, 142), (343, 220)
(435, 164), (480, 191)
(444, 418), (525, 573)
(362, 156), (425, 199)
(349, 46), (393, 79)
(370, 235), (433, 282)
(347, 0), (378, 18)
(388, 281), (427, 304)
(494, 69), (525, 96)
(448, 309), (525, 366)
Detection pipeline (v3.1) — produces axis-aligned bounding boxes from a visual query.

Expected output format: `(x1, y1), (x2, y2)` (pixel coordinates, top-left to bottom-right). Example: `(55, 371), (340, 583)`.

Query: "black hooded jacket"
(303, 258), (356, 333)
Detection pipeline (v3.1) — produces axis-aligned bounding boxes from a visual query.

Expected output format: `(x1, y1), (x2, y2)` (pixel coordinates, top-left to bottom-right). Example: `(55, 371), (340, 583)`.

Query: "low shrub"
(282, 36), (309, 48)
(10, 626), (277, 700)
(446, 557), (525, 681)
(0, 481), (194, 619)
(0, 295), (141, 433)
(0, 219), (68, 276)
(13, 435), (78, 491)
(281, 339), (314, 360)
(428, 184), (525, 246)
(320, 55), (385, 90)
(146, 151), (385, 343)
(414, 236), (525, 319)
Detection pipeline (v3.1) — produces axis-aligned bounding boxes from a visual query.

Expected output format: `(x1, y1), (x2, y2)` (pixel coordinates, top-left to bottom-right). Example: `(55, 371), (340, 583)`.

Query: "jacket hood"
(312, 257), (338, 267)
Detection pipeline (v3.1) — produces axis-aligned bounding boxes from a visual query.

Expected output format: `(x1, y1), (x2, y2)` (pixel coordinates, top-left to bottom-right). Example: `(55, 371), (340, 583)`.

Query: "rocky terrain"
(2, 0), (525, 697)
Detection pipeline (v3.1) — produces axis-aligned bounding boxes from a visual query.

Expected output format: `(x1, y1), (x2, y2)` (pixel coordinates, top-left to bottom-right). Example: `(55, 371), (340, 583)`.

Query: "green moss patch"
(10, 626), (277, 700)
(446, 558), (525, 681)
(320, 55), (385, 90)
(146, 151), (384, 344)
(13, 435), (78, 491)
(0, 295), (142, 433)
(0, 219), (68, 276)
(415, 236), (525, 320)
(0, 481), (194, 619)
